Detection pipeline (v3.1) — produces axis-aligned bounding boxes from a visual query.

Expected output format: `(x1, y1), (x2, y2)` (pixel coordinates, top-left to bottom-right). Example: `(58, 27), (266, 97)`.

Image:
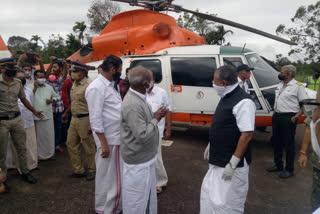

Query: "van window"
(130, 59), (162, 83)
(223, 57), (243, 68)
(171, 57), (217, 87)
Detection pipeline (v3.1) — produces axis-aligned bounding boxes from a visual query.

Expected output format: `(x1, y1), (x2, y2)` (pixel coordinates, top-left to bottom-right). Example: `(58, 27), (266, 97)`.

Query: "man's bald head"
(128, 66), (151, 89)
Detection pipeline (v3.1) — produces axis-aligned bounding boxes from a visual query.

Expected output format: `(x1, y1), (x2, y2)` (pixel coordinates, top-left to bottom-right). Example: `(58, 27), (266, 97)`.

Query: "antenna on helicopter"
(111, 0), (297, 45)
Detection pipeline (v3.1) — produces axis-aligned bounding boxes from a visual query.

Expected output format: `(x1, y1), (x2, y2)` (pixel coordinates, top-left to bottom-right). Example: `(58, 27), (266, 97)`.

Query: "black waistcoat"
(209, 85), (252, 168)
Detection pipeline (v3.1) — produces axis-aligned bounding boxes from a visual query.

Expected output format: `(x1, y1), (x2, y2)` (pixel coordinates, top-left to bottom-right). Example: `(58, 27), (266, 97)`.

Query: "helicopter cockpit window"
(223, 57), (253, 89)
(130, 59), (162, 83)
(171, 57), (217, 87)
(246, 53), (280, 88)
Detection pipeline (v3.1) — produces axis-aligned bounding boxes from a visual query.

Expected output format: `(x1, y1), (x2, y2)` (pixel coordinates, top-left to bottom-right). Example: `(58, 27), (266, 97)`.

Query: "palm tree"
(31, 35), (41, 46)
(73, 21), (87, 45)
(206, 25), (233, 45)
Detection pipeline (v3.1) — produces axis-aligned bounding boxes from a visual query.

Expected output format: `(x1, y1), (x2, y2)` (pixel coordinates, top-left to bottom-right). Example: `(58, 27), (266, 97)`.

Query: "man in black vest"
(200, 65), (256, 214)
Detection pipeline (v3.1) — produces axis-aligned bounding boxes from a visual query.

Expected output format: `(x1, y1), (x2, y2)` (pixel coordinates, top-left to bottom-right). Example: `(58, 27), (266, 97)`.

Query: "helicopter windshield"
(246, 53), (280, 88)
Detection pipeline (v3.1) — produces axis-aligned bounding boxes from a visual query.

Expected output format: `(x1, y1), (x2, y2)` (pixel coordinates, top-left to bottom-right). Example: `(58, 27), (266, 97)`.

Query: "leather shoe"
(279, 170), (294, 179)
(22, 173), (37, 184)
(86, 172), (95, 181)
(71, 173), (86, 178)
(266, 166), (283, 172)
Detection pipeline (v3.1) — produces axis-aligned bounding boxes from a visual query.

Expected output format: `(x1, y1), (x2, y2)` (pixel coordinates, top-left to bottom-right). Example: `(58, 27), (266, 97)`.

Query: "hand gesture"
(298, 154), (308, 168)
(154, 107), (168, 121)
(35, 54), (42, 62)
(222, 163), (235, 180)
(87, 125), (92, 135)
(101, 144), (110, 158)
(19, 53), (28, 62)
(34, 110), (44, 119)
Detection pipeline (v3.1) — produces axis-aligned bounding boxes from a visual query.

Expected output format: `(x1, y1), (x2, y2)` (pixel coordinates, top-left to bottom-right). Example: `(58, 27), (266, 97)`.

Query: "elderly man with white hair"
(120, 66), (167, 214)
(267, 65), (308, 179)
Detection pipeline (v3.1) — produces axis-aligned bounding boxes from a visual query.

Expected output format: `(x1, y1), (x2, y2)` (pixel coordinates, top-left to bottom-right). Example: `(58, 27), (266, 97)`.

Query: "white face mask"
(145, 81), (153, 91)
(212, 82), (236, 98)
(37, 78), (46, 85)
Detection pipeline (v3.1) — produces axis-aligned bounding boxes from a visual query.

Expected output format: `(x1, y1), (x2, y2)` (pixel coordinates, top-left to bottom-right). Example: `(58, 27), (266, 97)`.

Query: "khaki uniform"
(66, 78), (96, 174)
(0, 75), (28, 179)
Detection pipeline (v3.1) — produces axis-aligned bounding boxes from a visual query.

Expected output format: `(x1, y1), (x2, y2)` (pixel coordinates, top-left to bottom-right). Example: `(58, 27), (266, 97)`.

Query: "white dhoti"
(95, 145), (122, 214)
(6, 126), (38, 171)
(122, 157), (157, 214)
(200, 161), (249, 214)
(155, 136), (168, 187)
(36, 119), (55, 160)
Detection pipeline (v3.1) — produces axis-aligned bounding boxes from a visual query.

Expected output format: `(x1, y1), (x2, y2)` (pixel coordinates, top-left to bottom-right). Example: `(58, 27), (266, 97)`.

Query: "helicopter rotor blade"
(176, 6), (297, 45)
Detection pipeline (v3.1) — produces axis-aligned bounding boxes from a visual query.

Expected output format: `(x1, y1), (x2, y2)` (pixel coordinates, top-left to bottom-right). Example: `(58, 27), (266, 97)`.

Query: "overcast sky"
(1, 0), (317, 61)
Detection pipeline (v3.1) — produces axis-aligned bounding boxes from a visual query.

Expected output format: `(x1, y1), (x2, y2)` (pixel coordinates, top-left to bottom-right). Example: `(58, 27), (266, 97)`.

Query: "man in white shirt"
(85, 55), (123, 214)
(146, 70), (171, 194)
(201, 65), (256, 214)
(267, 65), (308, 179)
(237, 64), (253, 94)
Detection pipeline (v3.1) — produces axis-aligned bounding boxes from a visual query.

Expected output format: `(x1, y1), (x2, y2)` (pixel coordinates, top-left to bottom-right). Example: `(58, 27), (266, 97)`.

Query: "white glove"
(222, 155), (241, 180)
(203, 143), (210, 160)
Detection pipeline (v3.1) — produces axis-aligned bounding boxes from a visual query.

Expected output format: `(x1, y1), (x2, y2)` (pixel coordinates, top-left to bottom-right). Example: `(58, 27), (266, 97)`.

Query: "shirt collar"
(287, 79), (297, 86)
(237, 77), (244, 84)
(98, 74), (113, 87)
(148, 85), (158, 96)
(130, 88), (146, 101)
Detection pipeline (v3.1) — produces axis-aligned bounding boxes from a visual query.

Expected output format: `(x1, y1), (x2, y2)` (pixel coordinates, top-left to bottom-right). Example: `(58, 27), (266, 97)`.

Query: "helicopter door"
(168, 56), (220, 114)
(219, 55), (269, 114)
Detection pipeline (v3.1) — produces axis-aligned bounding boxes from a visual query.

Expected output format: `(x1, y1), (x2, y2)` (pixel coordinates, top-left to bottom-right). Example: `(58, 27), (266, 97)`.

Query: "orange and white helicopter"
(1, 0), (316, 126)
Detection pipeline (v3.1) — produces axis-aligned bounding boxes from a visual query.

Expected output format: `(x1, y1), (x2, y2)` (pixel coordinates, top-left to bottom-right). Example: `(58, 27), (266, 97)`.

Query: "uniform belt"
(72, 113), (89, 118)
(0, 112), (21, 120)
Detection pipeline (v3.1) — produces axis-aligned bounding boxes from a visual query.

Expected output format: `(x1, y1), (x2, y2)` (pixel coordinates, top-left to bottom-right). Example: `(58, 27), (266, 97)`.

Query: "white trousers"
(36, 119), (55, 160)
(6, 126), (38, 171)
(155, 136), (168, 187)
(95, 145), (122, 214)
(200, 161), (249, 214)
(122, 157), (157, 214)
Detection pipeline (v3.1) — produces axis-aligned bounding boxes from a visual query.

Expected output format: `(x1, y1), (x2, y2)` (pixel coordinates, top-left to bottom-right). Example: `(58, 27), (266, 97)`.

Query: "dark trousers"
(272, 112), (296, 172)
(53, 112), (63, 148)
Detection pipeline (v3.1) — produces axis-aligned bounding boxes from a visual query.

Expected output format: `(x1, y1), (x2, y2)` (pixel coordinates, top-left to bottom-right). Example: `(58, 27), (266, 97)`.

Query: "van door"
(219, 55), (270, 114)
(168, 56), (220, 114)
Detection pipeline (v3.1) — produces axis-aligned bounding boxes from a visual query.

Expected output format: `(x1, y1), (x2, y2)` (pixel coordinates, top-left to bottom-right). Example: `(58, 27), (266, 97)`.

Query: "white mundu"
(146, 85), (171, 187)
(85, 74), (122, 214)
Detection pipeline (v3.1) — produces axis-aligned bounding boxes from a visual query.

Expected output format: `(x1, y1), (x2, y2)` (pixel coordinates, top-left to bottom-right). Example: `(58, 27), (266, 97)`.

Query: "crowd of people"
(0, 51), (319, 214)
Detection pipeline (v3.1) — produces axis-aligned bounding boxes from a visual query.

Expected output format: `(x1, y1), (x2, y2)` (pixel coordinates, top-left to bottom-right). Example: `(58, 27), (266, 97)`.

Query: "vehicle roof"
(154, 45), (253, 55)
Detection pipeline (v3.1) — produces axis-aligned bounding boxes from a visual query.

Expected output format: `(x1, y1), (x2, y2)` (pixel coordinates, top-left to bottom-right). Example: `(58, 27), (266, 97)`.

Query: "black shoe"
(266, 166), (283, 172)
(86, 172), (95, 181)
(71, 173), (86, 178)
(21, 173), (37, 184)
(279, 170), (294, 179)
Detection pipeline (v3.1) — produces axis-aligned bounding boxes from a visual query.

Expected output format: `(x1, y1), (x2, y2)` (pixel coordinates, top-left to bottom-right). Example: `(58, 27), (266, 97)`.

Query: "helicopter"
(5, 0), (317, 126)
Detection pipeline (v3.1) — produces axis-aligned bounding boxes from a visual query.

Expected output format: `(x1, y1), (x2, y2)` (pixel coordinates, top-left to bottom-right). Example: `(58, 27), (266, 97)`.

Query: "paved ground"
(0, 125), (313, 214)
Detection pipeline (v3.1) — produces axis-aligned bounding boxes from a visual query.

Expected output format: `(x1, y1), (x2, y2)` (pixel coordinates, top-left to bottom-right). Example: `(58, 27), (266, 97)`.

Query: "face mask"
(113, 71), (121, 82)
(5, 69), (17, 78)
(37, 78), (46, 85)
(278, 74), (286, 81)
(212, 82), (234, 98)
(145, 81), (152, 91)
(71, 72), (80, 81)
(49, 75), (57, 82)
(149, 80), (155, 88)
(246, 72), (251, 80)
(20, 78), (26, 86)
(25, 72), (32, 79)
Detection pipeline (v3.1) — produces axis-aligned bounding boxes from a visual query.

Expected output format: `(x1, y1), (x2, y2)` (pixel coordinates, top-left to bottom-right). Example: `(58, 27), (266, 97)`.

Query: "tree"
(7, 36), (30, 50)
(73, 21), (87, 44)
(276, 1), (320, 63)
(87, 0), (121, 34)
(176, 11), (233, 45)
(31, 35), (41, 46)
(65, 33), (82, 56)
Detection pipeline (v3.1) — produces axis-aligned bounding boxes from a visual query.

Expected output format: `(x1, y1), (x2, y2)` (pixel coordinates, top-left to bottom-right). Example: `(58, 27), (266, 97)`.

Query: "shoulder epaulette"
(297, 82), (302, 86)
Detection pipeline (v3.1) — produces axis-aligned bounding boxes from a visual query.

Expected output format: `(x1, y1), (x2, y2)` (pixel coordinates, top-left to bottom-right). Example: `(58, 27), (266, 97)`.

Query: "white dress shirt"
(18, 87), (35, 129)
(237, 77), (249, 94)
(274, 79), (308, 113)
(85, 74), (122, 147)
(146, 86), (172, 137)
(129, 88), (146, 102)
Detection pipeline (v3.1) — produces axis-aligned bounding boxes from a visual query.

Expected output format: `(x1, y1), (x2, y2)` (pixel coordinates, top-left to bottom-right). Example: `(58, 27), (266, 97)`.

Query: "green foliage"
(276, 1), (320, 63)
(87, 0), (120, 34)
(176, 11), (233, 45)
(73, 21), (87, 44)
